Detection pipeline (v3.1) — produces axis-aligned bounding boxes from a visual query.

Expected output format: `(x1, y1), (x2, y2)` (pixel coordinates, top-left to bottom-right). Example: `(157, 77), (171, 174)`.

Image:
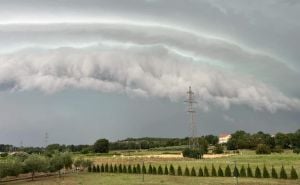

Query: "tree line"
(88, 163), (298, 180)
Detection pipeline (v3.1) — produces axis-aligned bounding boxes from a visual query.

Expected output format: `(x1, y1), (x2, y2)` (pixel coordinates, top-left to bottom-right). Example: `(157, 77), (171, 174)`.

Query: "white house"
(218, 133), (231, 144)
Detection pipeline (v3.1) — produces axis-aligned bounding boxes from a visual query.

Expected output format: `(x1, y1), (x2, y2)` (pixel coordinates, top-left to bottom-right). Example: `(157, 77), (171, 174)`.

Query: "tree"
(169, 164), (175, 175)
(49, 153), (64, 177)
(96, 165), (100, 172)
(182, 148), (204, 159)
(218, 166), (224, 177)
(204, 165), (209, 176)
(118, 164), (122, 173)
(105, 163), (109, 172)
(275, 133), (290, 149)
(122, 165), (127, 173)
(164, 165), (169, 175)
(255, 166), (261, 178)
(92, 165), (96, 172)
(291, 166), (298, 179)
(0, 159), (23, 178)
(199, 167), (204, 177)
(191, 167), (196, 176)
(271, 166), (278, 178)
(152, 166), (157, 175)
(114, 164), (118, 173)
(142, 164), (146, 174)
(177, 166), (182, 176)
(133, 166), (137, 173)
(148, 164), (153, 174)
(128, 165), (132, 173)
(158, 165), (163, 175)
(109, 164), (113, 173)
(263, 165), (270, 178)
(227, 131), (251, 150)
(184, 166), (190, 176)
(137, 164), (141, 174)
(213, 144), (224, 154)
(256, 144), (271, 154)
(280, 166), (287, 179)
(240, 165), (246, 177)
(24, 154), (49, 180)
(211, 165), (217, 176)
(233, 166), (239, 177)
(101, 164), (105, 172)
(225, 165), (231, 177)
(247, 164), (253, 177)
(93, 139), (109, 153)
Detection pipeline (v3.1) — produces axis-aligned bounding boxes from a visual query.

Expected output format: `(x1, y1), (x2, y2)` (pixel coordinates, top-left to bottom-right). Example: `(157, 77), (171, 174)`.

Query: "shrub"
(0, 159), (23, 178)
(152, 166), (157, 175)
(92, 165), (96, 172)
(293, 148), (300, 154)
(164, 165), (169, 175)
(96, 165), (100, 172)
(128, 165), (132, 174)
(255, 166), (262, 178)
(177, 166), (182, 176)
(101, 164), (105, 172)
(0, 152), (8, 157)
(213, 144), (224, 154)
(148, 164), (153, 174)
(280, 165), (287, 179)
(105, 163), (109, 172)
(204, 165), (209, 177)
(137, 164), (141, 174)
(114, 164), (118, 173)
(240, 165), (246, 177)
(225, 165), (231, 177)
(218, 166), (224, 177)
(109, 164), (113, 173)
(184, 166), (190, 176)
(271, 166), (278, 178)
(191, 167), (196, 176)
(233, 166), (239, 177)
(133, 166), (137, 173)
(182, 148), (203, 159)
(93, 138), (109, 153)
(142, 164), (147, 174)
(291, 166), (298, 179)
(158, 165), (163, 175)
(198, 167), (204, 177)
(271, 146), (284, 153)
(263, 165), (270, 178)
(169, 164), (175, 175)
(256, 144), (271, 154)
(247, 164), (253, 177)
(211, 165), (217, 176)
(122, 165), (127, 173)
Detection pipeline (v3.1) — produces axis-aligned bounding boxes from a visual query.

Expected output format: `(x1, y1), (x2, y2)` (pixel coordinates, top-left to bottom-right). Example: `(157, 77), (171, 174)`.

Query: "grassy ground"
(8, 173), (300, 185)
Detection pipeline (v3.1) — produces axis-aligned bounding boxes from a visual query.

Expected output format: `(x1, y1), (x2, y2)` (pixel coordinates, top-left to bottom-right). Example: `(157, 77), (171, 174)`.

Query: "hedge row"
(88, 163), (298, 180)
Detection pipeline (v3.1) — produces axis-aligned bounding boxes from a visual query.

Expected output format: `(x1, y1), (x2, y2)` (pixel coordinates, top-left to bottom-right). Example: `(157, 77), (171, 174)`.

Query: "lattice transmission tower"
(185, 86), (198, 149)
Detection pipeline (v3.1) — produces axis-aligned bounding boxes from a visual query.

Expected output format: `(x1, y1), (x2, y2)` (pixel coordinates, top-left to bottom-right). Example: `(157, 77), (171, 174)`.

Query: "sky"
(0, 0), (300, 146)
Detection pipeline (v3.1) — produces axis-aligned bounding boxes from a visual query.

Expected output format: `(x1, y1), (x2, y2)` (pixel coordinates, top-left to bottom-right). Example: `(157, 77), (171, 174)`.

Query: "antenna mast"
(185, 86), (198, 149)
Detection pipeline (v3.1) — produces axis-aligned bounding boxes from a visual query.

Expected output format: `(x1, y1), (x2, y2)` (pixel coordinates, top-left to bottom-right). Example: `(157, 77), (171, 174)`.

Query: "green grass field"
(8, 173), (300, 185)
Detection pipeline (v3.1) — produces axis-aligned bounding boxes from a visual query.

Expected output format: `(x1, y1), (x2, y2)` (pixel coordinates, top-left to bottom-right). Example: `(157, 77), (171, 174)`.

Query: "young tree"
(0, 159), (23, 178)
(118, 164), (123, 173)
(225, 165), (231, 177)
(218, 166), (224, 177)
(61, 152), (73, 170)
(191, 167), (196, 176)
(24, 154), (49, 180)
(109, 164), (113, 173)
(142, 164), (147, 174)
(164, 165), (169, 175)
(211, 165), (217, 176)
(137, 164), (141, 174)
(177, 166), (182, 176)
(184, 166), (190, 176)
(247, 164), (253, 177)
(133, 165), (137, 173)
(263, 165), (270, 178)
(240, 165), (246, 177)
(49, 153), (64, 176)
(96, 165), (100, 172)
(122, 165), (127, 173)
(92, 165), (97, 172)
(291, 166), (298, 179)
(271, 166), (278, 179)
(88, 165), (92, 172)
(148, 164), (153, 174)
(158, 165), (163, 175)
(255, 166), (262, 178)
(152, 166), (157, 175)
(199, 167), (204, 177)
(280, 165), (287, 179)
(93, 139), (109, 153)
(128, 164), (132, 173)
(204, 165), (209, 177)
(233, 165), (239, 177)
(105, 163), (109, 172)
(101, 164), (105, 172)
(114, 164), (118, 173)
(169, 164), (175, 175)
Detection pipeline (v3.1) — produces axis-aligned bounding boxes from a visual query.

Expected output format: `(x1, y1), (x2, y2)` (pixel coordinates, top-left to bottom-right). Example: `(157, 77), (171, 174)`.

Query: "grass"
(8, 173), (300, 185)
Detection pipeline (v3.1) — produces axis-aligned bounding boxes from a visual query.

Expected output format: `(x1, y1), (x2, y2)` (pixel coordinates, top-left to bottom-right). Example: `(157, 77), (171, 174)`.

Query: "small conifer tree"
(109, 164), (113, 173)
(137, 164), (141, 174)
(255, 166), (262, 178)
(240, 165), (246, 177)
(128, 165), (132, 173)
(114, 164), (118, 173)
(170, 164), (175, 175)
(204, 165), (209, 176)
(148, 164), (153, 174)
(123, 165), (127, 173)
(280, 165), (287, 179)
(184, 166), (190, 176)
(152, 166), (157, 175)
(271, 166), (278, 179)
(225, 165), (231, 177)
(92, 165), (97, 172)
(88, 165), (92, 172)
(291, 166), (298, 179)
(158, 165), (163, 175)
(247, 164), (253, 177)
(263, 165), (270, 178)
(118, 164), (122, 173)
(96, 165), (100, 172)
(233, 166), (239, 177)
(133, 165), (137, 173)
(105, 163), (109, 172)
(142, 164), (147, 174)
(164, 165), (169, 175)
(218, 166), (224, 177)
(101, 164), (105, 172)
(191, 167), (196, 176)
(177, 166), (182, 176)
(199, 167), (204, 177)
(211, 165), (217, 176)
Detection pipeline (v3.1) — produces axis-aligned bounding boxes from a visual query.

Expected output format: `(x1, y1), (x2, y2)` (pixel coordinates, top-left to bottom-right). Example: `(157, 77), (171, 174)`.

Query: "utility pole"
(44, 132), (49, 148)
(185, 86), (198, 149)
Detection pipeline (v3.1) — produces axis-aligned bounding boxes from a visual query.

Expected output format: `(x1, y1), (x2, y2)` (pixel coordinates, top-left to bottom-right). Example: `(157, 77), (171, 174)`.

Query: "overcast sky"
(0, 0), (300, 146)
